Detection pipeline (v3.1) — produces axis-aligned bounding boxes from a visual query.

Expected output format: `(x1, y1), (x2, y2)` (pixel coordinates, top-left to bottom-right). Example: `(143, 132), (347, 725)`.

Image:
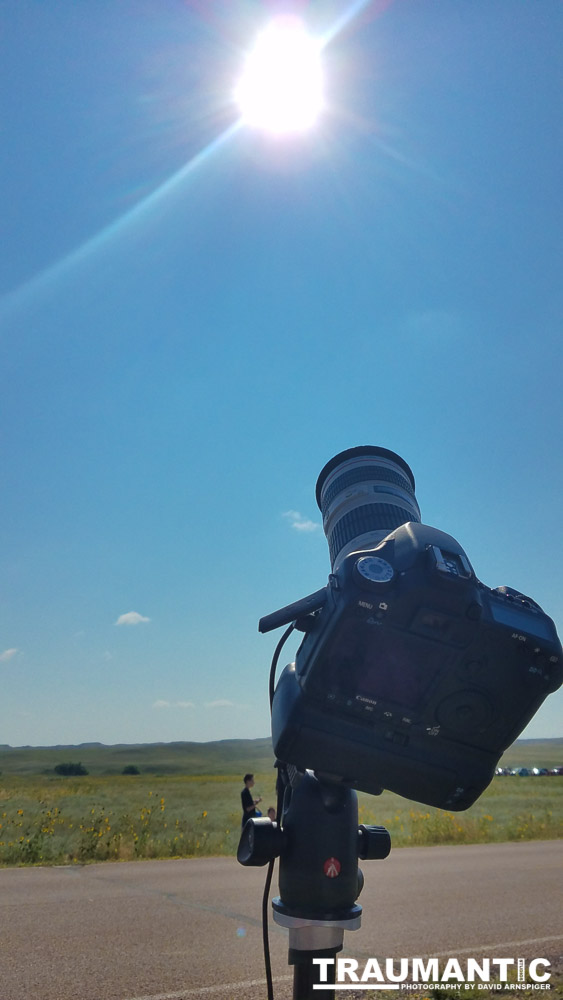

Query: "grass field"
(0, 737), (275, 778)
(0, 737), (561, 866)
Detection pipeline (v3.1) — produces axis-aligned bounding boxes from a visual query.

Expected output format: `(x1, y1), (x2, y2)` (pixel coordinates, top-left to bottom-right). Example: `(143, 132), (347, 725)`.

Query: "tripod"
(238, 764), (390, 1000)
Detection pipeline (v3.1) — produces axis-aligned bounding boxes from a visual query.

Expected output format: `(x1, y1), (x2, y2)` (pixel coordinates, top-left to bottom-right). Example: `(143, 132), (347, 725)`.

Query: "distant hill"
(0, 738), (275, 777)
(498, 737), (563, 769)
(0, 736), (561, 778)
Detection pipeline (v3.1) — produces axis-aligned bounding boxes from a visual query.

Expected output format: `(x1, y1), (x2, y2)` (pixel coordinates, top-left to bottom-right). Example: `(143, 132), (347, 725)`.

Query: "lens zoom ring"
(327, 503), (418, 566)
(321, 467), (415, 516)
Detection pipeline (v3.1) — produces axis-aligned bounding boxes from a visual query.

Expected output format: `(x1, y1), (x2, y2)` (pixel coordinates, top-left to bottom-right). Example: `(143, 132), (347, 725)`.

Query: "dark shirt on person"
(241, 786), (256, 826)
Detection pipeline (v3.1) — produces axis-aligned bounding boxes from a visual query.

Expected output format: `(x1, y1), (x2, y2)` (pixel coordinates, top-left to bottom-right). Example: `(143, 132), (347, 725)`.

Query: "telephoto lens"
(316, 446), (420, 572)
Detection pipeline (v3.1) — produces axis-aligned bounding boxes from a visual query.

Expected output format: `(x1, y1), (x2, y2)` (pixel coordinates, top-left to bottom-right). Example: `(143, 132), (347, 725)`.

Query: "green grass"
(0, 773), (277, 866)
(0, 740), (276, 868)
(357, 774), (563, 846)
(0, 764), (561, 866)
(499, 737), (563, 770)
(0, 738), (561, 866)
(0, 737), (275, 777)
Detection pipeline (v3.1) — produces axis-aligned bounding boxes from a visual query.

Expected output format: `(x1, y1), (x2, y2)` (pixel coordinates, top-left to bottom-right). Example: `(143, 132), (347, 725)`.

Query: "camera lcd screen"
(489, 602), (553, 641)
(321, 618), (444, 710)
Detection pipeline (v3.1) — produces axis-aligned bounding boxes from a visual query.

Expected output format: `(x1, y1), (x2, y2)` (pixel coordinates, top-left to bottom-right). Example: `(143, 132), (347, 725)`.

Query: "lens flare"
(234, 16), (324, 134)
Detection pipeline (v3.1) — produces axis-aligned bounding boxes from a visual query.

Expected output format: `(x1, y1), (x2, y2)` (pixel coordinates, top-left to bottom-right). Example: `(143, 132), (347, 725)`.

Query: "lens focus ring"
(316, 447), (420, 570)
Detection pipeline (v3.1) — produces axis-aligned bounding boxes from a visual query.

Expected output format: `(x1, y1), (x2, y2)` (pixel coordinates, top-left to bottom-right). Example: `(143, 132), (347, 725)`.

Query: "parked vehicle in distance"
(494, 764), (563, 776)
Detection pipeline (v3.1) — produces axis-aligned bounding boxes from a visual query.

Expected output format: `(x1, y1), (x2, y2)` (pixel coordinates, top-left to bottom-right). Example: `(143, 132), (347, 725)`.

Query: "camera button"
(461, 659), (487, 680)
(436, 691), (495, 732)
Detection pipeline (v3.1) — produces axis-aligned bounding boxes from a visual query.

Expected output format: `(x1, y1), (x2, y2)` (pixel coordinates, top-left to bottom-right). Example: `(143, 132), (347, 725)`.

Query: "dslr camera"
(263, 447), (562, 810)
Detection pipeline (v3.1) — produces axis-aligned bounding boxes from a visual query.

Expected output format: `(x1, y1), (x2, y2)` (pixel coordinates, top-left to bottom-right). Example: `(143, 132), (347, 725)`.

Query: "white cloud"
(0, 648), (18, 662)
(283, 510), (321, 533)
(153, 699), (195, 710)
(154, 699), (237, 711)
(115, 611), (151, 626)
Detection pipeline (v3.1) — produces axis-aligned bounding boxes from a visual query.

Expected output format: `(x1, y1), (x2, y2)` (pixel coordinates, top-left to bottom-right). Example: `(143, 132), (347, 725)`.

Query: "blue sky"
(1, 0), (562, 748)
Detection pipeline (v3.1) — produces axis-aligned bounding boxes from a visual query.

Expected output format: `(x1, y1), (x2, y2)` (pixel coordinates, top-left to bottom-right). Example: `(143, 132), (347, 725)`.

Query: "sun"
(234, 16), (325, 135)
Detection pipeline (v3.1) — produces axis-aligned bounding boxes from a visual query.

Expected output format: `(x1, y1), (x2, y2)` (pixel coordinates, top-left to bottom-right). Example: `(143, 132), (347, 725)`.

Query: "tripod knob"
(358, 824), (391, 860)
(237, 818), (285, 867)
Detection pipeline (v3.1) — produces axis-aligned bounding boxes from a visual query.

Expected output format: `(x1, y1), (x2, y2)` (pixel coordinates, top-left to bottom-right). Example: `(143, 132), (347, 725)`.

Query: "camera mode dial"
(355, 556), (394, 585)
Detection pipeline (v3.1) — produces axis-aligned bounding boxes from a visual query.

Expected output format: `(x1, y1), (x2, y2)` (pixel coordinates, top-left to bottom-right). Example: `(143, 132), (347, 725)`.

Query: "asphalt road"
(0, 841), (561, 1000)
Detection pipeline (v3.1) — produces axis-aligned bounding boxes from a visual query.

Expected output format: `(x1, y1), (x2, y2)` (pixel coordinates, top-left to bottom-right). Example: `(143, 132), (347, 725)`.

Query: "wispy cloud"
(204, 699), (236, 709)
(115, 611), (151, 626)
(283, 510), (321, 533)
(0, 648), (18, 662)
(153, 699), (195, 710)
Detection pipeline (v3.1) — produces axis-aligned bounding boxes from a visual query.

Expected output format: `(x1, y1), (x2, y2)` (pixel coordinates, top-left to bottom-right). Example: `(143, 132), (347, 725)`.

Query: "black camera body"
(268, 448), (562, 811)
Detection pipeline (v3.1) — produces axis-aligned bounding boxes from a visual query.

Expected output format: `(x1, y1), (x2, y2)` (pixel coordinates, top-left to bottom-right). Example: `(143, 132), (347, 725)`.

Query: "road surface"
(0, 841), (561, 1000)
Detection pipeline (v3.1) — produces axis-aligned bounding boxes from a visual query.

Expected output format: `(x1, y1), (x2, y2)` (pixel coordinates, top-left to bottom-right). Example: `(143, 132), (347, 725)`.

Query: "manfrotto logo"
(312, 957), (552, 991)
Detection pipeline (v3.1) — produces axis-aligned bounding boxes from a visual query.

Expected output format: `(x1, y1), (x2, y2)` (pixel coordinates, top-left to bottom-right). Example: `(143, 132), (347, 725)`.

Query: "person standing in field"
(241, 773), (262, 827)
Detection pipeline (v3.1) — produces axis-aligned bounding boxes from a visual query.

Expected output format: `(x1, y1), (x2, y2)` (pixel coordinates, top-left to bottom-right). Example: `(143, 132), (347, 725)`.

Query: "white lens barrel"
(316, 446), (420, 571)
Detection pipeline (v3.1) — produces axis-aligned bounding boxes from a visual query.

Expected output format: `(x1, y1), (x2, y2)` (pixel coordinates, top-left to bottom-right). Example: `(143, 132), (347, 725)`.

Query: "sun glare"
(234, 16), (324, 134)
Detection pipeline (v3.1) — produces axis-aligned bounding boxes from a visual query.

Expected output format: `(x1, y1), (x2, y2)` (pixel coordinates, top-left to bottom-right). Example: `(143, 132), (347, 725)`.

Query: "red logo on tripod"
(323, 857), (341, 878)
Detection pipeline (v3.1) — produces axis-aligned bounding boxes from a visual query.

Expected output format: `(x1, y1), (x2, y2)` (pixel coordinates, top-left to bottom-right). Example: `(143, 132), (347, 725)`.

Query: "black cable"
(269, 623), (295, 711)
(263, 769), (289, 1000)
(262, 857), (276, 1000)
(262, 622), (295, 1000)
